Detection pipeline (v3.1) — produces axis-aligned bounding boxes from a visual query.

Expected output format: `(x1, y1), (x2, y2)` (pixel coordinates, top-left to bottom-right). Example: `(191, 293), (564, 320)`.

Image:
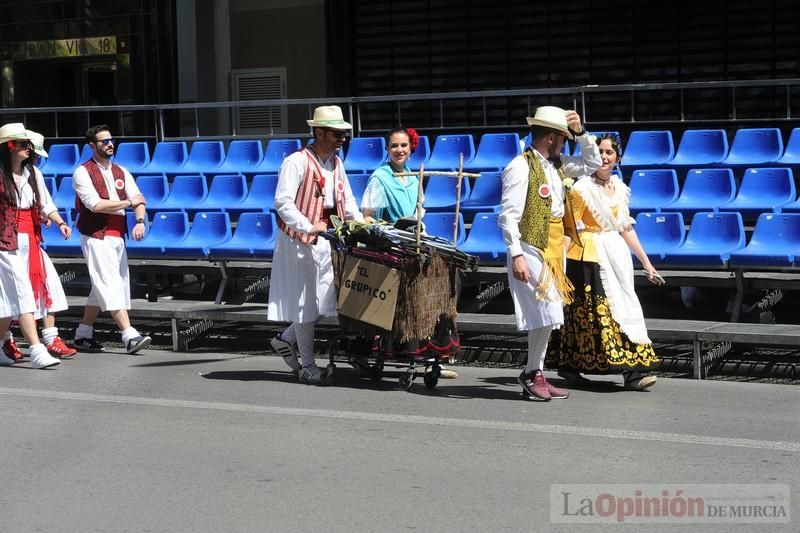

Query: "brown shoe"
(518, 370), (551, 401)
(46, 337), (77, 358)
(2, 338), (23, 361)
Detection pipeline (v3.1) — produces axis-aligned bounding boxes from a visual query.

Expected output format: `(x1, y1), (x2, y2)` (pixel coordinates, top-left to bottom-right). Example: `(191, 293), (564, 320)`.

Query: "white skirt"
(267, 231), (336, 324)
(17, 233), (69, 319)
(0, 249), (37, 319)
(506, 241), (564, 331)
(81, 235), (131, 312)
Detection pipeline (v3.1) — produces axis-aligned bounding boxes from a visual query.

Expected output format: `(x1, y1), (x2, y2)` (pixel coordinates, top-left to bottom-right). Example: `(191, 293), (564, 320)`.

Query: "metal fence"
(1, 79), (798, 144)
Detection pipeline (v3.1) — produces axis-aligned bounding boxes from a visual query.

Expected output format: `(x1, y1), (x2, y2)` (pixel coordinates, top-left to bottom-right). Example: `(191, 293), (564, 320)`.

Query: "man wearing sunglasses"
(71, 124), (151, 355)
(267, 105), (363, 385)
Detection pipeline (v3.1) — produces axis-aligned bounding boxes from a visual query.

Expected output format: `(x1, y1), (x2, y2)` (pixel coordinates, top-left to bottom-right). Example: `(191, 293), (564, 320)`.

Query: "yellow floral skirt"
(545, 259), (659, 374)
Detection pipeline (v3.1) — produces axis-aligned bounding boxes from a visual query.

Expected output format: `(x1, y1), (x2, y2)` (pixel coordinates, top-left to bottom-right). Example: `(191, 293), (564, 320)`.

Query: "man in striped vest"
(267, 106), (363, 384)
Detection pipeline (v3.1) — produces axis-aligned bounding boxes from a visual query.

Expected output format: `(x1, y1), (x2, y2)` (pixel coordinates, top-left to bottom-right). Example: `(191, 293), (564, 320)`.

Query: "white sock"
(525, 326), (554, 375)
(75, 323), (94, 340)
(281, 323), (297, 345)
(42, 327), (58, 346)
(294, 322), (316, 368)
(121, 327), (140, 345)
(29, 343), (49, 359)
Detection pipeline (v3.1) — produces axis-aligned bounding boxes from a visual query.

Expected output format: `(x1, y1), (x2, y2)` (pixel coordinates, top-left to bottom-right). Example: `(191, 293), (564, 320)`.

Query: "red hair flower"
(406, 127), (420, 153)
(315, 175), (326, 197)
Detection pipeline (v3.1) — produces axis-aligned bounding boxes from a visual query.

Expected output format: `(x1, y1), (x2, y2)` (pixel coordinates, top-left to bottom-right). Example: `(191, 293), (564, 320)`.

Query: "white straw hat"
(526, 106), (574, 140)
(306, 105), (352, 130)
(0, 122), (32, 143)
(25, 130), (48, 158)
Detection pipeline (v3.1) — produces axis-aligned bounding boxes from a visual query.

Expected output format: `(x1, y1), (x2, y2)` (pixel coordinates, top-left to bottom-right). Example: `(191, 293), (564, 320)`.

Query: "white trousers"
(0, 249), (36, 319)
(81, 235), (131, 311)
(17, 233), (68, 319)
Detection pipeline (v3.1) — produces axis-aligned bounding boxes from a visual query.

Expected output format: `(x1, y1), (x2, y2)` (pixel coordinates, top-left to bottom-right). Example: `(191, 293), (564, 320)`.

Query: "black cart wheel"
(371, 362), (384, 382)
(424, 366), (441, 389)
(398, 372), (414, 391)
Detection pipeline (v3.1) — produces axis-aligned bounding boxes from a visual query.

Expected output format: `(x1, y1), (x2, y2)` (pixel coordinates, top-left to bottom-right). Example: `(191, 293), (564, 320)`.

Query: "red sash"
(16, 208), (52, 308)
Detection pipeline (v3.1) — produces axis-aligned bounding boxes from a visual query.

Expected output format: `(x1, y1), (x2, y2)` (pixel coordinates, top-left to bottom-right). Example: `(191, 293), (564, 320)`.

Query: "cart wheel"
(371, 362), (384, 382)
(398, 373), (414, 391)
(424, 366), (441, 389)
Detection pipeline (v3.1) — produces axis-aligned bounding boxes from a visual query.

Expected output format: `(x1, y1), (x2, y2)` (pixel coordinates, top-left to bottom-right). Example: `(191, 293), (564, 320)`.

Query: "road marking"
(1, 386), (798, 452)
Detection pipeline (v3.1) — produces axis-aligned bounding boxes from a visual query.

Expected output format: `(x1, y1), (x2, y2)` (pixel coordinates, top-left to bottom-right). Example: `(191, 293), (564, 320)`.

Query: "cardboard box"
(337, 255), (400, 331)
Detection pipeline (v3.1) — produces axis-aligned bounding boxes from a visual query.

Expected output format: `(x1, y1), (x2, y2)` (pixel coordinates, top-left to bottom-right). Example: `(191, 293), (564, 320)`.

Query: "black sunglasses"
(324, 129), (348, 139)
(94, 138), (115, 146)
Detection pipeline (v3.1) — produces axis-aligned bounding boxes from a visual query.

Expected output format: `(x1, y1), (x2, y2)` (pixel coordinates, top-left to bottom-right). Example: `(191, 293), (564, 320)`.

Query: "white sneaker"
(299, 365), (324, 384)
(29, 345), (61, 369)
(270, 335), (301, 373)
(0, 351), (15, 366)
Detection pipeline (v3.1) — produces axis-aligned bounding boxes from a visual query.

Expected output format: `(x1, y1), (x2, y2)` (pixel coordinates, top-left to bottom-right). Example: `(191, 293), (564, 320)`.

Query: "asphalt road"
(0, 346), (797, 532)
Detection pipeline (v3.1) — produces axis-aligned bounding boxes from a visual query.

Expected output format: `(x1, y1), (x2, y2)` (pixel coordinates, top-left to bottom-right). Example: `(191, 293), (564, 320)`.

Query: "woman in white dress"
(0, 123), (63, 368)
(545, 135), (662, 390)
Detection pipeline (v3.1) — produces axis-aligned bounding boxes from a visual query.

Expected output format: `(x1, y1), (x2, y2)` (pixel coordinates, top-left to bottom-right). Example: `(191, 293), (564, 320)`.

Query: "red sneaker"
(517, 370), (551, 401)
(546, 379), (570, 399)
(46, 337), (77, 358)
(2, 338), (23, 361)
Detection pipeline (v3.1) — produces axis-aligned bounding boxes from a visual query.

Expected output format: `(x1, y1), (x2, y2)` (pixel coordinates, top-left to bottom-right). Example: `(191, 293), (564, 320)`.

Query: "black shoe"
(73, 337), (105, 353)
(126, 335), (152, 354)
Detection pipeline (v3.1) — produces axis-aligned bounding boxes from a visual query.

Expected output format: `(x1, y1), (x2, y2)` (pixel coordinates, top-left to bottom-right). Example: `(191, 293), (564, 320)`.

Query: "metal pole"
(732, 87), (737, 120)
(194, 108), (200, 138)
(453, 153), (464, 244)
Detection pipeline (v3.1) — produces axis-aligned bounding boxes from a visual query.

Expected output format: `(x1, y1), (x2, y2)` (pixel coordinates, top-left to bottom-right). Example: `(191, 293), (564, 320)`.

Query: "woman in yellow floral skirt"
(546, 135), (662, 390)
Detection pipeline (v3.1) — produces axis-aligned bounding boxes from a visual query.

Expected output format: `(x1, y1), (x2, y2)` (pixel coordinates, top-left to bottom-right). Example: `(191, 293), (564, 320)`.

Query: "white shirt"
(499, 134), (602, 258)
(14, 167), (57, 216)
(72, 158), (141, 215)
(274, 150), (363, 234)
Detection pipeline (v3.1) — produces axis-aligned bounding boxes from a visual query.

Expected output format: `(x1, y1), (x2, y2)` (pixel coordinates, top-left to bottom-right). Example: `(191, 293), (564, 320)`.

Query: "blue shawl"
(368, 162), (419, 223)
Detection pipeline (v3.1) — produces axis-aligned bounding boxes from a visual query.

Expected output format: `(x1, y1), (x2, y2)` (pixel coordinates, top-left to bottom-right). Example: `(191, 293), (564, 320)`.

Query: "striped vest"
(278, 148), (346, 244)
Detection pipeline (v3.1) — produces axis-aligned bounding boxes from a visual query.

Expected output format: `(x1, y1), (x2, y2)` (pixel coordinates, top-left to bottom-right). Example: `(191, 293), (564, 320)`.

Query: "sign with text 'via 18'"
(13, 36), (117, 61)
(337, 256), (400, 331)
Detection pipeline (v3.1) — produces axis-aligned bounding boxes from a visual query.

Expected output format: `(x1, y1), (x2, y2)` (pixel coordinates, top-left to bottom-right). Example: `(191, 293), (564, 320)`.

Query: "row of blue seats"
(610, 127), (800, 168)
(41, 210), (507, 263)
(637, 212), (800, 267)
(49, 171), (508, 217)
(629, 167), (800, 217)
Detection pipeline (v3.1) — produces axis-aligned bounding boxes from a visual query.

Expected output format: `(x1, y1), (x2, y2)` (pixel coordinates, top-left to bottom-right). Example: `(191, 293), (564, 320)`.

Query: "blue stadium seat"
(194, 174), (247, 212)
(344, 137), (386, 173)
(142, 142), (189, 174)
(52, 177), (75, 211)
(78, 144), (93, 165)
(43, 175), (56, 197)
(156, 175), (208, 211)
(425, 134), (476, 170)
(37, 155), (48, 172)
(212, 140), (263, 175)
(423, 174), (472, 210)
(662, 212), (745, 266)
(421, 212), (466, 245)
(633, 212), (685, 263)
(231, 174), (279, 213)
(460, 212), (506, 263)
(407, 135), (431, 170)
(135, 175), (169, 211)
(719, 167), (795, 217)
(729, 213), (800, 267)
(163, 212), (232, 258)
(720, 128), (784, 166)
(347, 173), (370, 206)
(459, 171), (502, 214)
(619, 130), (675, 167)
(250, 139), (301, 174)
(523, 132), (532, 149)
(114, 142), (151, 174)
(777, 128), (800, 166)
(465, 133), (521, 171)
(670, 168), (736, 214)
(208, 212), (278, 259)
(126, 211), (189, 257)
(42, 144), (80, 176)
(179, 141), (225, 175)
(670, 129), (729, 166)
(41, 210), (81, 256)
(628, 169), (679, 213)
(570, 131), (620, 156)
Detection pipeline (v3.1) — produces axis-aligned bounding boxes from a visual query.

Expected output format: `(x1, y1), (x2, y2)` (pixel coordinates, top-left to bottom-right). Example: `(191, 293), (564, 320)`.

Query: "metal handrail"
(1, 79), (797, 143)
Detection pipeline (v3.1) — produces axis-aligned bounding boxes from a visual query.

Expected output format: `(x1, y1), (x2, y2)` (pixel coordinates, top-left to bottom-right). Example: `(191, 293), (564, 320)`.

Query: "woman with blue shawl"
(361, 127), (421, 223)
(357, 127), (458, 379)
